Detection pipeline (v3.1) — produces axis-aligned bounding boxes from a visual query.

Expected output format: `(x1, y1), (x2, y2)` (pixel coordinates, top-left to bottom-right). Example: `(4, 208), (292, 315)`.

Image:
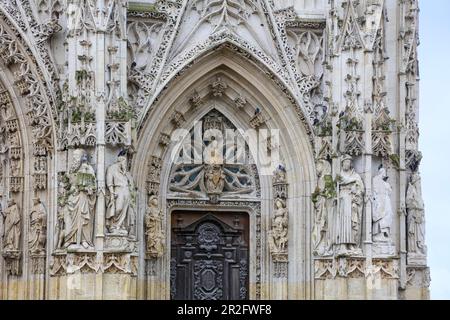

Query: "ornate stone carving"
(145, 196), (164, 259)
(2, 198), (21, 275)
(210, 76), (228, 97)
(406, 172), (427, 265)
(268, 198), (288, 262)
(234, 95), (247, 109)
(0, 22), (54, 158)
(170, 111), (186, 128)
(249, 109), (265, 129)
(28, 198), (47, 255)
(169, 110), (257, 200)
(407, 266), (431, 288)
(372, 166), (395, 256)
(146, 156), (162, 196)
(204, 164), (225, 195)
(103, 253), (137, 276)
(106, 152), (136, 236)
(312, 159), (335, 257)
(269, 164), (289, 274)
(105, 121), (132, 147)
(2, 198), (21, 252)
(372, 259), (400, 280)
(334, 155), (364, 257)
(62, 149), (96, 250)
(315, 257), (368, 280)
(33, 156), (48, 190)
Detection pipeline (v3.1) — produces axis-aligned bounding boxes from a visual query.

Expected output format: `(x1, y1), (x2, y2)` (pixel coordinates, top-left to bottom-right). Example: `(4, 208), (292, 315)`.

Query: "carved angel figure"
(268, 198), (288, 256)
(145, 196), (164, 258)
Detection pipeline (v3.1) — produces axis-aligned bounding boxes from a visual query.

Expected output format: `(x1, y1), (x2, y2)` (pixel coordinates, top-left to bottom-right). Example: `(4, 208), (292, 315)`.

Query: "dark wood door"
(170, 212), (249, 300)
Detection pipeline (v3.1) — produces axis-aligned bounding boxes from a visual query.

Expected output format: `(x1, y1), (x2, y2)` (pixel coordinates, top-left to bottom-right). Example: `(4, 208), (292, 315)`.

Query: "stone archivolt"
(0, 0), (428, 300)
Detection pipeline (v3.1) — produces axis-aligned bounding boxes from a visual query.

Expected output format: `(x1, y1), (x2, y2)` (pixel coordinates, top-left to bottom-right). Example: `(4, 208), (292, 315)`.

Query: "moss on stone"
(128, 2), (158, 13)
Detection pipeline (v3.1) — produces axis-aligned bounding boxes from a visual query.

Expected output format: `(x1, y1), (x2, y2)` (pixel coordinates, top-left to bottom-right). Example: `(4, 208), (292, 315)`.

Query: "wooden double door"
(170, 211), (249, 300)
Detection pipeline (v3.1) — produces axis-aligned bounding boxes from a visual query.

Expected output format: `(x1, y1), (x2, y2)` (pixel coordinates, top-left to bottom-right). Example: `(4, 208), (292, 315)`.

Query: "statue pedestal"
(2, 250), (21, 276)
(105, 233), (137, 253)
(407, 252), (427, 266)
(373, 242), (396, 257)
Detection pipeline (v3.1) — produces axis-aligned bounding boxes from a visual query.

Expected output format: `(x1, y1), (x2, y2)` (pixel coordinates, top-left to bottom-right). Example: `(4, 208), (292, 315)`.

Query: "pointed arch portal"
(134, 47), (316, 300)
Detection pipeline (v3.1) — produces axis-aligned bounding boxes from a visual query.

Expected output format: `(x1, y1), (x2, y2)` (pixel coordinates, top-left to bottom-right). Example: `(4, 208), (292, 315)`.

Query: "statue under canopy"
(334, 155), (364, 256)
(28, 198), (47, 254)
(106, 151), (136, 236)
(2, 199), (21, 252)
(406, 172), (427, 256)
(64, 149), (96, 250)
(372, 166), (393, 243)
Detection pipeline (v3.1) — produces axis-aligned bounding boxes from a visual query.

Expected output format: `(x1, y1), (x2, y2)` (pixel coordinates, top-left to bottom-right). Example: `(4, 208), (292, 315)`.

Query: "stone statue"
(55, 210), (65, 250)
(205, 138), (223, 165)
(55, 174), (68, 250)
(2, 199), (21, 252)
(273, 164), (287, 184)
(312, 159), (335, 256)
(145, 196), (164, 258)
(406, 172), (427, 256)
(204, 164), (225, 194)
(372, 166), (393, 242)
(106, 152), (136, 235)
(268, 198), (288, 258)
(334, 155), (364, 256)
(28, 198), (47, 254)
(64, 149), (96, 250)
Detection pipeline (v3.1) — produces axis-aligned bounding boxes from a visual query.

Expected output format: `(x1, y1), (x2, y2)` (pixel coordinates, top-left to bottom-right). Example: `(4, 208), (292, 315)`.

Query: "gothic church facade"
(0, 0), (429, 300)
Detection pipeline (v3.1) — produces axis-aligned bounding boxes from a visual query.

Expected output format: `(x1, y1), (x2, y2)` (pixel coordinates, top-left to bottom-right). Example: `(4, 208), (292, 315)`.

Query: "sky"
(419, 0), (450, 300)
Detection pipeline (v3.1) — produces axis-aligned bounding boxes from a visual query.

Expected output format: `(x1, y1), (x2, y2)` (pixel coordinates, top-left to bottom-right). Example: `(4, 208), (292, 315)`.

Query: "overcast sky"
(419, 0), (450, 300)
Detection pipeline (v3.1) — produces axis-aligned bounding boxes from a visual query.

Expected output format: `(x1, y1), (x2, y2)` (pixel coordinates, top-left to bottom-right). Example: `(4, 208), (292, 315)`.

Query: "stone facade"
(0, 0), (429, 300)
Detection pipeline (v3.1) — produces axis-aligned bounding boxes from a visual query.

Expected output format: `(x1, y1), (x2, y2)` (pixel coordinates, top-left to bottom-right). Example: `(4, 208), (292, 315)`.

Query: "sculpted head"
(118, 155), (127, 167)
(317, 159), (331, 177)
(148, 196), (159, 208)
(7, 198), (15, 207)
(342, 155), (353, 171)
(71, 149), (85, 171)
(378, 165), (388, 181)
(411, 172), (421, 184)
(275, 198), (285, 209)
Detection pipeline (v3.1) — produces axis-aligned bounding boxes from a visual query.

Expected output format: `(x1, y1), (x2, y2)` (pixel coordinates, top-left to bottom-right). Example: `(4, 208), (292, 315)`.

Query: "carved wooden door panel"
(170, 212), (249, 300)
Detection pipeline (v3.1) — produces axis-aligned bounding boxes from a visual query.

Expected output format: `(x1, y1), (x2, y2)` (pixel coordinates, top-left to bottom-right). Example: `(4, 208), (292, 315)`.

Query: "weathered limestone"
(0, 0), (429, 300)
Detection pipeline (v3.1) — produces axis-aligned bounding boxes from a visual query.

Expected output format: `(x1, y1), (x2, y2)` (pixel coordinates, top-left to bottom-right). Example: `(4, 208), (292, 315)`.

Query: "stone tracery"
(0, 0), (429, 300)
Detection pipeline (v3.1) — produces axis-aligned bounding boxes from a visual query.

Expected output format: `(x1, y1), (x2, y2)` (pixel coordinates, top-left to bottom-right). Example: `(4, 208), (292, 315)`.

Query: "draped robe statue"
(106, 155), (136, 235)
(268, 199), (288, 256)
(29, 198), (47, 254)
(145, 196), (164, 258)
(2, 199), (21, 252)
(334, 156), (364, 256)
(312, 159), (335, 256)
(372, 167), (393, 242)
(64, 150), (96, 250)
(406, 172), (427, 255)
